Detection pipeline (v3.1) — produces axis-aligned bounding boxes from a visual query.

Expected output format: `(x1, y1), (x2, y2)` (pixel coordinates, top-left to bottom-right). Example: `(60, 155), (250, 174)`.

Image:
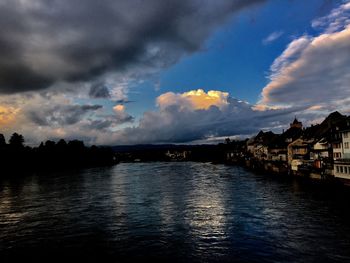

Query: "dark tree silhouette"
(0, 133), (6, 147)
(9, 133), (24, 148)
(57, 139), (67, 148)
(44, 140), (56, 151)
(0, 133), (117, 173)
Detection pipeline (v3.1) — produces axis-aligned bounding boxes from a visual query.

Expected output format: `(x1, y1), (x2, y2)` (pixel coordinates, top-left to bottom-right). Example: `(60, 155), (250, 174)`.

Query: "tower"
(290, 117), (302, 129)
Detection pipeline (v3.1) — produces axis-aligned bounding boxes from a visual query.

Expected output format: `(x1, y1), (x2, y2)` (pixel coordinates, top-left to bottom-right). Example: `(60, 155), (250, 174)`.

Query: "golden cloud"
(157, 89), (229, 110)
(0, 105), (19, 127)
(113, 104), (125, 112)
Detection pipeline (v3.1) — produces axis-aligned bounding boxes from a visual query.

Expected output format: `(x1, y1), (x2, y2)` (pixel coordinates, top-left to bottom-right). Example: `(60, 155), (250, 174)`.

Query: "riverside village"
(224, 111), (350, 186)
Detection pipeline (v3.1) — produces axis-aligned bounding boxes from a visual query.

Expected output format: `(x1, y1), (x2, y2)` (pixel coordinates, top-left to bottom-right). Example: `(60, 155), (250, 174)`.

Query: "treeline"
(0, 133), (117, 172)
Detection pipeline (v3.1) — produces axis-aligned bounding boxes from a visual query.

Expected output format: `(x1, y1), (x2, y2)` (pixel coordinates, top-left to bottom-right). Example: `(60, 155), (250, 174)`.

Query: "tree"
(0, 133), (6, 147)
(44, 140), (56, 149)
(57, 139), (67, 148)
(9, 133), (24, 148)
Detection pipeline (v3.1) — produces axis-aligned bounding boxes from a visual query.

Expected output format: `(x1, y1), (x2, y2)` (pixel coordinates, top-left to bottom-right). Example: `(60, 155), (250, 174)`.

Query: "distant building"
(165, 150), (190, 161)
(290, 117), (303, 129)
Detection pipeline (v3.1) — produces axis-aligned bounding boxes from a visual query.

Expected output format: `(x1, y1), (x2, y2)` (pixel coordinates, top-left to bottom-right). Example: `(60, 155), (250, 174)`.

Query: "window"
(336, 166), (340, 173)
(334, 143), (342, 149)
(340, 166), (344, 173)
(345, 142), (349, 149)
(334, 152), (341, 158)
(345, 167), (348, 174)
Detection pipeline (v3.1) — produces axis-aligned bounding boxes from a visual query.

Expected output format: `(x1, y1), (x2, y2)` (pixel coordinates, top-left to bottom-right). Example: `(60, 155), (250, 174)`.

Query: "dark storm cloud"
(27, 104), (103, 126)
(84, 114), (134, 131)
(112, 97), (302, 145)
(89, 84), (111, 99)
(0, 0), (265, 93)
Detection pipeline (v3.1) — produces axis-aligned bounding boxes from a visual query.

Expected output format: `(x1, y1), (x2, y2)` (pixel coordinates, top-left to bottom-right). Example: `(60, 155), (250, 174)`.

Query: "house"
(334, 160), (350, 182)
(333, 117), (350, 183)
(332, 140), (343, 160)
(288, 138), (313, 165)
(264, 118), (303, 163)
(267, 136), (288, 162)
(341, 127), (350, 159)
(247, 131), (278, 161)
(307, 137), (334, 176)
(311, 138), (330, 160)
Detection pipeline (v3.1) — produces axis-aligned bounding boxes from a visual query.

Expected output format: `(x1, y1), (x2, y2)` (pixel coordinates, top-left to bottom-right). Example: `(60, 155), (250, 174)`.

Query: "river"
(1, 162), (350, 262)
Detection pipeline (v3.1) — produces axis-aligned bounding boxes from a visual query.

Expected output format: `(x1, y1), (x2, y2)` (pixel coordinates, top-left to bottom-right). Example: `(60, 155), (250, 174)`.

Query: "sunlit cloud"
(257, 1), (350, 113)
(0, 105), (19, 127)
(113, 104), (125, 112)
(157, 89), (230, 110)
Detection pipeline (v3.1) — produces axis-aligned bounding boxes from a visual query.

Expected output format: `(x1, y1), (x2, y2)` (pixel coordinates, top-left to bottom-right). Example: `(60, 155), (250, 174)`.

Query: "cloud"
(0, 92), (133, 145)
(109, 89), (302, 144)
(157, 89), (230, 110)
(112, 104), (134, 123)
(0, 0), (271, 145)
(258, 1), (350, 113)
(113, 105), (125, 112)
(89, 84), (111, 99)
(0, 0), (265, 94)
(312, 1), (350, 33)
(0, 105), (19, 127)
(27, 104), (103, 126)
(4, 0), (347, 145)
(262, 31), (284, 45)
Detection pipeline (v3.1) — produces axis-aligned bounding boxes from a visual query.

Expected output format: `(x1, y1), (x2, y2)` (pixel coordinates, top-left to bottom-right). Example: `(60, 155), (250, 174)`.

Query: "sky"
(0, 0), (350, 145)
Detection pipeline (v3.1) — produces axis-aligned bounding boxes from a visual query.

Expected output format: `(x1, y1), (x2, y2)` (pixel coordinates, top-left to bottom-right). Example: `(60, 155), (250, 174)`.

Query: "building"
(288, 138), (310, 163)
(332, 140), (343, 160)
(290, 117), (302, 129)
(334, 160), (350, 182)
(342, 129), (350, 159)
(311, 138), (330, 160)
(333, 118), (350, 183)
(246, 131), (277, 161)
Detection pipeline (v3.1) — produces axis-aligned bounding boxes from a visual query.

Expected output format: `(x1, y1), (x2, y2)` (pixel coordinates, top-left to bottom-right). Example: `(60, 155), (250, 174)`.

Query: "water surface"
(1, 162), (350, 262)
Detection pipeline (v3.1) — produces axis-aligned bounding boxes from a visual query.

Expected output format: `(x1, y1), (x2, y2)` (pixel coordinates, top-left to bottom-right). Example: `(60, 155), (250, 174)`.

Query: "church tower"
(290, 117), (302, 129)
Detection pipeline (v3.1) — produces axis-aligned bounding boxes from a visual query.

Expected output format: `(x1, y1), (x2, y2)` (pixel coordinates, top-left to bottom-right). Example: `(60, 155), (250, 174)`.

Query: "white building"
(311, 138), (329, 160)
(334, 126), (350, 183)
(334, 160), (350, 181)
(332, 141), (342, 160)
(342, 129), (350, 159)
